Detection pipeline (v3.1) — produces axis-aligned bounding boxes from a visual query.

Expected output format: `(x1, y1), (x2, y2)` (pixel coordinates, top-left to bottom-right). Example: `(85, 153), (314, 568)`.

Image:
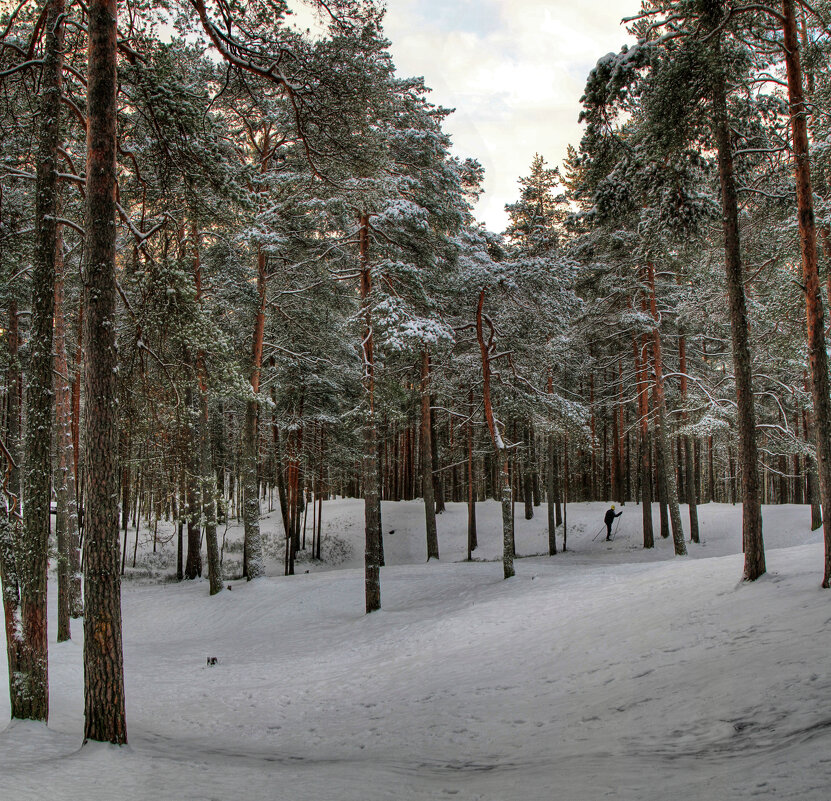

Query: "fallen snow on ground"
(2, 500), (831, 800)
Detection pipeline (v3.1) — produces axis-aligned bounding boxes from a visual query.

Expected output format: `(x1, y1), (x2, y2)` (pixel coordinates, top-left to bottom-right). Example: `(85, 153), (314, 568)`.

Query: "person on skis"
(604, 505), (622, 541)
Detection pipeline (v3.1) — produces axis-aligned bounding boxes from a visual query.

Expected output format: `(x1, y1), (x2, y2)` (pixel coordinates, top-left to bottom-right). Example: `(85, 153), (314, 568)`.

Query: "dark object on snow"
(604, 507), (622, 540)
(207, 657), (218, 666)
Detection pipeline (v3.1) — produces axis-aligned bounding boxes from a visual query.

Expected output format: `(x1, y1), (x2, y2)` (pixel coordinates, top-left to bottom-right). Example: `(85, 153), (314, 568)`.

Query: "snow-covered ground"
(2, 499), (831, 800)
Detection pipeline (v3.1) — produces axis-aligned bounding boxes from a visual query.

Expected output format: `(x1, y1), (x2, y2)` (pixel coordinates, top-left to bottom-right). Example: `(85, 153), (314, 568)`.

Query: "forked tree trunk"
(710, 32), (765, 580)
(83, 0), (127, 744)
(782, 0), (831, 586)
(476, 289), (513, 579)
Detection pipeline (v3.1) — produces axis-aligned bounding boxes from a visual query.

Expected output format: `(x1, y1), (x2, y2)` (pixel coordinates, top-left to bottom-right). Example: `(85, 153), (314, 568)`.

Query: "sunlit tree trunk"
(782, 0), (831, 586)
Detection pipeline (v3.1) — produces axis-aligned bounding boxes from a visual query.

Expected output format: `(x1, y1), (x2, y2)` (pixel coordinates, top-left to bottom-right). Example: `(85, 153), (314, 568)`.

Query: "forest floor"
(2, 499), (831, 800)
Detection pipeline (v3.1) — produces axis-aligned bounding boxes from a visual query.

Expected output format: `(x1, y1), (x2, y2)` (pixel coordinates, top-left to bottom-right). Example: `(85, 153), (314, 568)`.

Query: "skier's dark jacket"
(604, 508), (621, 526)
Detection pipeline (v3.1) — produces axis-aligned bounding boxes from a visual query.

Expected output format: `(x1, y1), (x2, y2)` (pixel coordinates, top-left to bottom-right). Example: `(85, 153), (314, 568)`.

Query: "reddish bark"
(83, 0), (127, 744)
(782, 0), (831, 587)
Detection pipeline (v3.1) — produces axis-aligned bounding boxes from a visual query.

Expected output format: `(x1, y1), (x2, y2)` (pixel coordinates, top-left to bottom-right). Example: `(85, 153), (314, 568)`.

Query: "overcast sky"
(379, 0), (638, 232)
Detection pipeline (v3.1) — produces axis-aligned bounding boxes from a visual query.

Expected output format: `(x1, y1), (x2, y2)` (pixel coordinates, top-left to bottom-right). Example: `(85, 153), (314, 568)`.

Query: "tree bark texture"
(710, 34), (765, 580)
(242, 248), (267, 580)
(19, 0), (66, 721)
(83, 0), (127, 744)
(782, 0), (831, 586)
(360, 215), (381, 612)
(1, 300), (26, 717)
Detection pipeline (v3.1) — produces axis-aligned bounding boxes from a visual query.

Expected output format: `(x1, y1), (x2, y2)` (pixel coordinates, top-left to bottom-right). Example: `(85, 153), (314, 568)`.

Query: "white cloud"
(383, 0), (638, 231)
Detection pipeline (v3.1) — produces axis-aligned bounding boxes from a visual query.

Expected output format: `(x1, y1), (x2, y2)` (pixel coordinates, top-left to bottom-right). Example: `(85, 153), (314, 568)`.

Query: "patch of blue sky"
(403, 0), (502, 37)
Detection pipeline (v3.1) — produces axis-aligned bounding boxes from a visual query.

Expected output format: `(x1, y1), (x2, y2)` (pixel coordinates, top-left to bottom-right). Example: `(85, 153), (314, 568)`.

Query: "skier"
(604, 505), (622, 541)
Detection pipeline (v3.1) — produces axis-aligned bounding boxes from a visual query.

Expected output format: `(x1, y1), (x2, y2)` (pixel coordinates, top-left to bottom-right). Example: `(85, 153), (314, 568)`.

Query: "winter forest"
(2, 0), (831, 797)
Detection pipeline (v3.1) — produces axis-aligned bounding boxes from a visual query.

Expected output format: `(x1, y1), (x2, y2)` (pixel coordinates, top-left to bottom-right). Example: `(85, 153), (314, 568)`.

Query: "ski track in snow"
(2, 500), (831, 800)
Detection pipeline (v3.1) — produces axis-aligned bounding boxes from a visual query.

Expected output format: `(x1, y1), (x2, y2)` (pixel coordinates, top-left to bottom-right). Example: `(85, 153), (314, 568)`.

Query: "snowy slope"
(1, 500), (830, 800)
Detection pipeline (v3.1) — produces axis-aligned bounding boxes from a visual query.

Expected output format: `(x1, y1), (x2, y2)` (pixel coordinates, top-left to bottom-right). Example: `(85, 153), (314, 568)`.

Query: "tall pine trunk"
(360, 215), (381, 612)
(710, 32), (765, 580)
(83, 0), (127, 744)
(421, 351), (439, 559)
(646, 263), (686, 555)
(476, 289), (513, 579)
(679, 330), (699, 543)
(54, 232), (80, 641)
(467, 390), (477, 559)
(634, 337), (654, 548)
(19, 0), (66, 722)
(184, 387), (202, 580)
(192, 227), (221, 594)
(1, 300), (26, 716)
(781, 0), (831, 586)
(243, 249), (267, 580)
